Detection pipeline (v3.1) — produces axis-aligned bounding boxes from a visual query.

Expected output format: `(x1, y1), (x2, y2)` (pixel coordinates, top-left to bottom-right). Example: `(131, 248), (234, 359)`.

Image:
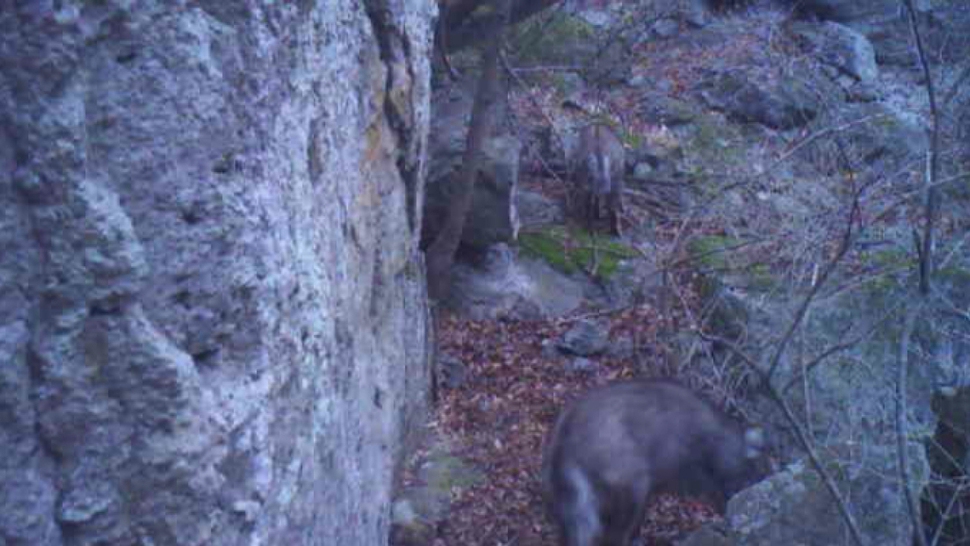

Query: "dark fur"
(543, 380), (765, 546)
(573, 124), (625, 236)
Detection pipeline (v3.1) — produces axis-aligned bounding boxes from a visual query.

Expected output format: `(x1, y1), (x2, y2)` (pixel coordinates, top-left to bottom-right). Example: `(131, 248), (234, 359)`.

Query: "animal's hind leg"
(603, 480), (650, 546)
(557, 464), (604, 546)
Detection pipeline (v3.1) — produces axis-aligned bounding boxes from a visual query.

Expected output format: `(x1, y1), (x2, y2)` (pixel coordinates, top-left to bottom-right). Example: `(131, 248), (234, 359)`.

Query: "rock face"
(423, 78), (521, 252)
(0, 2), (435, 545)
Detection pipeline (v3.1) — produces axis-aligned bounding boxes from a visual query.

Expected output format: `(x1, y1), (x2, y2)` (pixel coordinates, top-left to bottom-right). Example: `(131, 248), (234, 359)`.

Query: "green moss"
(622, 131), (643, 150)
(936, 264), (970, 285)
(518, 226), (636, 278)
(868, 248), (915, 269)
(509, 12), (596, 66)
(747, 262), (776, 292)
(688, 235), (740, 271)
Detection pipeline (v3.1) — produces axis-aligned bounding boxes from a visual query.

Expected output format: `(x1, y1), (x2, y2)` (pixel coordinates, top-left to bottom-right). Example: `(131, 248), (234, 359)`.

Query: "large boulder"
(801, 101), (927, 177)
(0, 2), (435, 545)
(697, 71), (820, 130)
(781, 0), (970, 67)
(788, 21), (878, 83)
(683, 451), (929, 546)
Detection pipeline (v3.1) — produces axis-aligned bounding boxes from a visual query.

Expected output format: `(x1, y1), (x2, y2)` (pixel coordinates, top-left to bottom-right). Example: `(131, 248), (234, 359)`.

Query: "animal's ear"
(744, 427), (765, 459)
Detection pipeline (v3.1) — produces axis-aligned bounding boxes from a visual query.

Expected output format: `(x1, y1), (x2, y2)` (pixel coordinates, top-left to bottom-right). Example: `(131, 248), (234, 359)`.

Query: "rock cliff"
(0, 1), (434, 545)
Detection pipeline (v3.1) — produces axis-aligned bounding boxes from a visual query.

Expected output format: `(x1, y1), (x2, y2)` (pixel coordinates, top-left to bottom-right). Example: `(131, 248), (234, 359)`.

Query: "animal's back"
(544, 379), (764, 546)
(551, 381), (725, 488)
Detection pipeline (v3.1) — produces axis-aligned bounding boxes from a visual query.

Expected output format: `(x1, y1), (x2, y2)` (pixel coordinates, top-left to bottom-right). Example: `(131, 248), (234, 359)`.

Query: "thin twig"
(896, 301), (927, 546)
(768, 114), (890, 174)
(780, 306), (898, 395)
(766, 193), (861, 380)
(500, 50), (570, 185)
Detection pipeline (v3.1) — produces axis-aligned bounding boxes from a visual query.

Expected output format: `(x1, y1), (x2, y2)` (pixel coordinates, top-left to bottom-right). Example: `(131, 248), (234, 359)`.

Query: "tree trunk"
(426, 0), (511, 302)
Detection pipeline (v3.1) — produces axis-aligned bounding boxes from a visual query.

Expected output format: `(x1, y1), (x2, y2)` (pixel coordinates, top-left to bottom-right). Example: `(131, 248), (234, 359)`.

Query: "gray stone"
(790, 21), (878, 83)
(448, 246), (588, 320)
(516, 189), (565, 229)
(0, 2), (435, 545)
(436, 353), (469, 390)
(653, 17), (681, 38)
(698, 71), (820, 130)
(714, 452), (926, 546)
(565, 357), (601, 374)
(542, 339), (564, 360)
(390, 435), (483, 546)
(558, 319), (611, 357)
(633, 162), (656, 181)
(802, 102), (927, 177)
(780, 0), (961, 67)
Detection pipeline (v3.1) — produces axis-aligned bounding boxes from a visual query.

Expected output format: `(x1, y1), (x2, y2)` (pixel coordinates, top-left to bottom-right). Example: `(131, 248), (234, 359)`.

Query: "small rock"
(391, 499), (418, 525)
(436, 353), (468, 390)
(627, 74), (649, 88)
(508, 297), (543, 321)
(558, 318), (610, 356)
(633, 162), (655, 181)
(652, 18), (680, 38)
(231, 500), (261, 523)
(542, 339), (562, 360)
(846, 81), (879, 102)
(566, 357), (601, 374)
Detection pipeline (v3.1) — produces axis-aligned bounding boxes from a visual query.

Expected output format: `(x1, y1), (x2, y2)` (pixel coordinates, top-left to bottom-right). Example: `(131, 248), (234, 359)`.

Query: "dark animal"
(543, 380), (766, 546)
(573, 124), (625, 236)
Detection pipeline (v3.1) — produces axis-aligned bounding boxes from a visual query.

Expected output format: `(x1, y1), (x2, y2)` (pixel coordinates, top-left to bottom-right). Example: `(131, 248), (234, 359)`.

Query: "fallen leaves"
(432, 309), (721, 545)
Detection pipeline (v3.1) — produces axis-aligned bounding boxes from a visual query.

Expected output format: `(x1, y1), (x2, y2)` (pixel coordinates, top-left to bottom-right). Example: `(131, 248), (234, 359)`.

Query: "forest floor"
(408, 9), (782, 544)
(420, 285), (727, 545)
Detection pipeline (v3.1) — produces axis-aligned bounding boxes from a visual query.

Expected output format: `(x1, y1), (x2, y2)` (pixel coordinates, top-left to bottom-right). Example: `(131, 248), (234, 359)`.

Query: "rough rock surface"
(697, 71), (819, 130)
(424, 78), (521, 252)
(0, 2), (434, 545)
(447, 244), (590, 320)
(790, 21), (878, 83)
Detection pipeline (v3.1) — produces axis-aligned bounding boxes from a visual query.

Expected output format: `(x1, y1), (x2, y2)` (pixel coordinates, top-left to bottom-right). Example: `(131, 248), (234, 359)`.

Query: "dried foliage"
(431, 295), (741, 545)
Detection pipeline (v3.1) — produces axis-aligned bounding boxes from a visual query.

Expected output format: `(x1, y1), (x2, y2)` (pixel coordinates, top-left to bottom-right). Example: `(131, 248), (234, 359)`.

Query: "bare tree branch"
(499, 50), (570, 184)
(766, 192), (860, 380)
(902, 0), (940, 295)
(780, 305), (901, 395)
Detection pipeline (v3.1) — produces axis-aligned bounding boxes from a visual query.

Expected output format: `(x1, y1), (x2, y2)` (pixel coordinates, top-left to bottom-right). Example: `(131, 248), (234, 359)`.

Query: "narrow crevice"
(361, 0), (424, 234)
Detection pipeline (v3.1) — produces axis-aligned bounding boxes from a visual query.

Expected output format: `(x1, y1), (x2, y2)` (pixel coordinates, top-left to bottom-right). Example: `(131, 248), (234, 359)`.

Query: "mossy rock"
(518, 226), (636, 278)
